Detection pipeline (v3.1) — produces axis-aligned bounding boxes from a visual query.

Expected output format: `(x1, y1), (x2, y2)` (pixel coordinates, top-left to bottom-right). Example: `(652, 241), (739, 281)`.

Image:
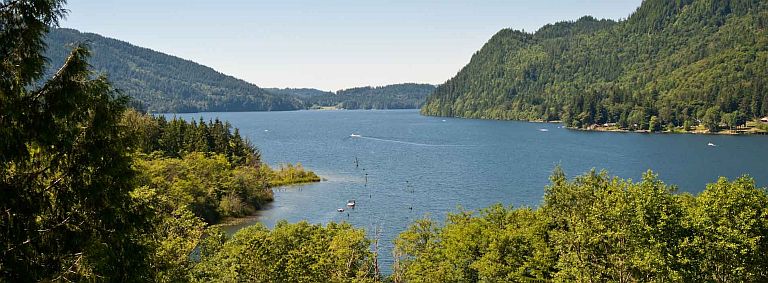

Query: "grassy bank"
(263, 163), (322, 187)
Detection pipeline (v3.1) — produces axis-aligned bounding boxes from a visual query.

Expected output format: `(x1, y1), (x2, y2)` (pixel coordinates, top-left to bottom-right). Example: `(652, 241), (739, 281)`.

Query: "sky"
(61, 0), (642, 91)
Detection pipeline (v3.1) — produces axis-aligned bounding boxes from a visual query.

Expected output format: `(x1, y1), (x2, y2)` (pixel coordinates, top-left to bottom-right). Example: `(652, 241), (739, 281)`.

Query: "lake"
(173, 109), (768, 273)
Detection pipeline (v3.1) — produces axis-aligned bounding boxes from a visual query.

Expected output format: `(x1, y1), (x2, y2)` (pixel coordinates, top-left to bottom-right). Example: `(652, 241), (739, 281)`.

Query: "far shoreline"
(153, 108), (421, 115)
(160, 109), (768, 136)
(419, 112), (768, 136)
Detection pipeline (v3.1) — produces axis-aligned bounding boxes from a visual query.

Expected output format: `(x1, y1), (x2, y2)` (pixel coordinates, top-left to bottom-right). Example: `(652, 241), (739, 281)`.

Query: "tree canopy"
(393, 169), (768, 282)
(1, 0), (151, 280)
(266, 83), (437, 110)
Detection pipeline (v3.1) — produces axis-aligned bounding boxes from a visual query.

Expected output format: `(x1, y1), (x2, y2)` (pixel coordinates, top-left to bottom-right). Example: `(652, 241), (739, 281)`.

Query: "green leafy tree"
(704, 107), (722, 132)
(679, 177), (768, 282)
(683, 120), (693, 131)
(542, 169), (685, 282)
(393, 208), (555, 283)
(720, 112), (735, 130)
(394, 169), (768, 282)
(192, 221), (378, 282)
(135, 152), (273, 224)
(628, 108), (648, 131)
(649, 115), (660, 132)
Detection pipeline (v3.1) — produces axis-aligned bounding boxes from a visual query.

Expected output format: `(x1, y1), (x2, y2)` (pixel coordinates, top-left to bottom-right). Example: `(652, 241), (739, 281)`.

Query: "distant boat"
(350, 134), (361, 138)
(708, 142), (716, 147)
(441, 119), (447, 122)
(346, 200), (356, 207)
(539, 129), (549, 132)
(337, 208), (345, 212)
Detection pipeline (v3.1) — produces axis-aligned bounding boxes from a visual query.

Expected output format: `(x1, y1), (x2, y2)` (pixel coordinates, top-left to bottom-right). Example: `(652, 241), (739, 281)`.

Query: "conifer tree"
(1, 0), (151, 280)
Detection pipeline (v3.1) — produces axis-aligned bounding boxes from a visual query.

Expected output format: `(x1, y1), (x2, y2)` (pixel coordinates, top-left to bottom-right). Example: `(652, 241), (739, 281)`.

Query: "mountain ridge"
(267, 83), (436, 109)
(45, 28), (303, 113)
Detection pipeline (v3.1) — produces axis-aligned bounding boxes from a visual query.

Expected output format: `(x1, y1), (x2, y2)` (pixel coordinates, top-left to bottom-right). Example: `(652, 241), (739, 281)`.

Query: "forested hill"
(282, 83), (436, 109)
(422, 0), (768, 131)
(44, 28), (303, 113)
(264, 87), (334, 99)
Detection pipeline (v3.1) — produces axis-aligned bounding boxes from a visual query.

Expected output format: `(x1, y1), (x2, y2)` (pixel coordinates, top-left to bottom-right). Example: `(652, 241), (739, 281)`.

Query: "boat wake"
(350, 134), (471, 147)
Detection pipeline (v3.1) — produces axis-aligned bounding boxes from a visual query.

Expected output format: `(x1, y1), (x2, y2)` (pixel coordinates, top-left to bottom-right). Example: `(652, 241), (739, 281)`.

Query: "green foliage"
(301, 83), (437, 110)
(126, 111), (320, 224)
(679, 177), (768, 282)
(265, 87), (336, 99)
(422, 1), (768, 133)
(394, 169), (768, 282)
(543, 170), (685, 282)
(719, 110), (746, 130)
(263, 163), (322, 187)
(44, 28), (304, 113)
(131, 183), (231, 282)
(0, 1), (152, 280)
(704, 106), (722, 132)
(683, 120), (693, 131)
(267, 84), (437, 110)
(393, 209), (554, 283)
(122, 109), (262, 167)
(151, 207), (207, 282)
(135, 152), (273, 224)
(757, 121), (768, 131)
(648, 115), (660, 132)
(192, 221), (378, 282)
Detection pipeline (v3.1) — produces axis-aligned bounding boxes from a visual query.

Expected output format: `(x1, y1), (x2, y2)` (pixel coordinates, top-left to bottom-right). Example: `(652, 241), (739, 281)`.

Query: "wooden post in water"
(407, 180), (413, 211)
(372, 224), (382, 281)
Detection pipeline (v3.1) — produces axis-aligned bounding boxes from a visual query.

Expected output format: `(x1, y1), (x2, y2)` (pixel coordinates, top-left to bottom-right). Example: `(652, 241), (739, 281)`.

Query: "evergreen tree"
(1, 0), (151, 280)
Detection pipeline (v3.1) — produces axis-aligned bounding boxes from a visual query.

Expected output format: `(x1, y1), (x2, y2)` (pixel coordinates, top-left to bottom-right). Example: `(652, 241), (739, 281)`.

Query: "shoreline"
(267, 177), (322, 188)
(214, 178), (322, 229)
(421, 114), (768, 136)
(213, 215), (261, 228)
(156, 108), (421, 115)
(572, 125), (768, 136)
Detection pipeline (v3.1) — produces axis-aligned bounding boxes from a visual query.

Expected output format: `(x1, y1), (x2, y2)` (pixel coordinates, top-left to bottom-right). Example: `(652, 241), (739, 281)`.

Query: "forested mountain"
(422, 0), (768, 131)
(281, 83), (436, 109)
(264, 87), (334, 99)
(44, 28), (303, 113)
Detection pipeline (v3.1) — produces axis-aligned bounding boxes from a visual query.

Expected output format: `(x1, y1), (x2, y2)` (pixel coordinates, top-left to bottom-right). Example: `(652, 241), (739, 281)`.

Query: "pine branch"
(32, 46), (88, 101)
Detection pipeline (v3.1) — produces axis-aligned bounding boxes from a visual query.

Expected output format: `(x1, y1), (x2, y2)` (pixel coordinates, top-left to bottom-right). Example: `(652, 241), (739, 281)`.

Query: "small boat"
(346, 200), (356, 207)
(539, 128), (549, 132)
(350, 134), (361, 138)
(708, 142), (716, 147)
(441, 119), (447, 122)
(337, 208), (345, 212)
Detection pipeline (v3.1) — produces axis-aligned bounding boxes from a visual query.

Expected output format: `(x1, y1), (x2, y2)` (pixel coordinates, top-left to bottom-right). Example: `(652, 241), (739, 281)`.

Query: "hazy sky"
(62, 0), (642, 91)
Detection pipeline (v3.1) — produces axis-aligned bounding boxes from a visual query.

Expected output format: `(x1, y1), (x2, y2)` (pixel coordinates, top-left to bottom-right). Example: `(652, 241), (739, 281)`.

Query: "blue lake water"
(173, 109), (768, 273)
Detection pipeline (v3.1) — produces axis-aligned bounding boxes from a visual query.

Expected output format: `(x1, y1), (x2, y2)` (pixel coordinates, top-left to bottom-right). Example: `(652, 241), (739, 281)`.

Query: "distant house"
(761, 117), (768, 123)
